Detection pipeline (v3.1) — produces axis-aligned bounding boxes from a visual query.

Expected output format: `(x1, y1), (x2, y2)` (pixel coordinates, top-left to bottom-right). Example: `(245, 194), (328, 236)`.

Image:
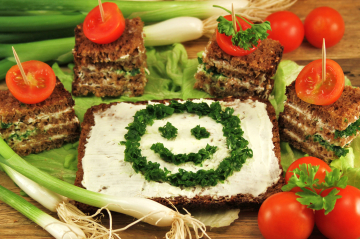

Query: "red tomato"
(258, 192), (315, 239)
(304, 7), (345, 48)
(216, 15), (258, 56)
(83, 2), (125, 44)
(265, 11), (304, 53)
(315, 185), (360, 239)
(6, 60), (56, 104)
(295, 59), (344, 105)
(285, 156), (332, 193)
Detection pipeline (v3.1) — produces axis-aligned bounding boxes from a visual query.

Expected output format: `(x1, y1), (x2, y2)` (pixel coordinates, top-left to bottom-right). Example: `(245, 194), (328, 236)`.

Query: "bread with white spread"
(75, 97), (283, 211)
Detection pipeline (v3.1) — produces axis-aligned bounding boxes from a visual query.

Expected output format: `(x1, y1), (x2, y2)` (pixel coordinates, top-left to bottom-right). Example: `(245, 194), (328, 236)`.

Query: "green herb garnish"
(282, 163), (348, 214)
(191, 125), (210, 140)
(312, 135), (349, 158)
(214, 5), (271, 50)
(151, 143), (217, 165)
(158, 122), (178, 139)
(1, 122), (12, 129)
(335, 117), (360, 139)
(120, 100), (253, 187)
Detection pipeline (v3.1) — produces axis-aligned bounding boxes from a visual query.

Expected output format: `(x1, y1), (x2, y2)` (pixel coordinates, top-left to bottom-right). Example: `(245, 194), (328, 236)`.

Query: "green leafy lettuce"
(2, 43), (360, 194)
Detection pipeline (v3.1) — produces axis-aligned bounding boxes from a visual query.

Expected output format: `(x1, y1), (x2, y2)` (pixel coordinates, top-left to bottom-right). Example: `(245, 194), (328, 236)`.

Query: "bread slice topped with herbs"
(75, 97), (283, 211)
(279, 82), (360, 162)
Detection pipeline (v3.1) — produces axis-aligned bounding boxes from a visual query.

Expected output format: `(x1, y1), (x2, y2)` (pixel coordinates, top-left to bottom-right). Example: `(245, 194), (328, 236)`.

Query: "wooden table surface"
(1, 0), (360, 238)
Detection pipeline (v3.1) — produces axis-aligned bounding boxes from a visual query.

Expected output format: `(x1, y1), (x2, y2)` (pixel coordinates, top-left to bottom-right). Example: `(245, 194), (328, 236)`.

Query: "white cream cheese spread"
(81, 99), (281, 199)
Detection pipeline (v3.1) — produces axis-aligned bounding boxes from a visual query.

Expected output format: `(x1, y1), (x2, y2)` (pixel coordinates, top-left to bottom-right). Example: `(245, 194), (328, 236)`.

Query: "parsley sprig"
(282, 163), (348, 214)
(214, 5), (271, 50)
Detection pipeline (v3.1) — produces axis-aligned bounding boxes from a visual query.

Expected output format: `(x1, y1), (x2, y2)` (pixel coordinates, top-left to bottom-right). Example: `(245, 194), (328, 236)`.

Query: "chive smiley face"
(120, 100), (253, 187)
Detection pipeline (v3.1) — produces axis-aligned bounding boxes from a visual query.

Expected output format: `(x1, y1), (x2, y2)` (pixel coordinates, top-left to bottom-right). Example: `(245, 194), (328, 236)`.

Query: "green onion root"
(0, 185), (85, 239)
(0, 137), (208, 238)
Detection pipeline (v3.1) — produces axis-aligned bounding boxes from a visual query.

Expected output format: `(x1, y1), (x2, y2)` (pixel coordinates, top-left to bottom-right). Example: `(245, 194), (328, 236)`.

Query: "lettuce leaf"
(4, 43), (360, 214)
(269, 60), (303, 117)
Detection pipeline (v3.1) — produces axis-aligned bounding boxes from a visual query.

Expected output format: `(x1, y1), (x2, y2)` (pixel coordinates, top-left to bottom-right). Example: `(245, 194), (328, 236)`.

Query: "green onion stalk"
(0, 0), (250, 23)
(0, 184), (86, 239)
(0, 37), (74, 79)
(0, 137), (208, 239)
(0, 14), (85, 32)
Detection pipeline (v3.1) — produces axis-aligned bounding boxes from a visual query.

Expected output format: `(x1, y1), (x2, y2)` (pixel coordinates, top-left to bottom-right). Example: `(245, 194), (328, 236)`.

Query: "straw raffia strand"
(203, 0), (297, 38)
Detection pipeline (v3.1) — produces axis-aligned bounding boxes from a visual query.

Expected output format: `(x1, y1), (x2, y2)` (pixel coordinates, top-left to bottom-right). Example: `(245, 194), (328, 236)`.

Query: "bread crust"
(75, 97), (283, 212)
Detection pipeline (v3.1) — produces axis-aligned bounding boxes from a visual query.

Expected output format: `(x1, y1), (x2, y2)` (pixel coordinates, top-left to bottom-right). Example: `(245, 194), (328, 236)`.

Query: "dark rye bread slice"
(72, 67), (147, 97)
(279, 82), (360, 161)
(0, 78), (80, 156)
(74, 97), (284, 212)
(194, 70), (272, 99)
(73, 17), (146, 70)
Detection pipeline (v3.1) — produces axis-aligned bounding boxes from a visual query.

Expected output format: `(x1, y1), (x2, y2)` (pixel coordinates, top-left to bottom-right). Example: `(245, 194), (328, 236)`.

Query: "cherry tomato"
(295, 59), (344, 105)
(258, 192), (315, 239)
(83, 2), (125, 44)
(216, 15), (258, 56)
(304, 7), (345, 48)
(6, 60), (56, 104)
(285, 156), (332, 193)
(315, 186), (360, 239)
(265, 11), (304, 53)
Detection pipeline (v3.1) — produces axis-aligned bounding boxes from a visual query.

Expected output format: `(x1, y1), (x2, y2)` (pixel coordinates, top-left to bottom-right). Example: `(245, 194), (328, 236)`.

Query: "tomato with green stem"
(265, 11), (304, 53)
(6, 60), (56, 104)
(285, 156), (332, 193)
(258, 192), (315, 239)
(295, 59), (344, 105)
(216, 15), (259, 56)
(315, 185), (360, 239)
(83, 2), (126, 44)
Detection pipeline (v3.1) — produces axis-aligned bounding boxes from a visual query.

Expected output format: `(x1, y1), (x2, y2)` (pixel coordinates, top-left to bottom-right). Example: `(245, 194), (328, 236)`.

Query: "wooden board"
(1, 0), (360, 238)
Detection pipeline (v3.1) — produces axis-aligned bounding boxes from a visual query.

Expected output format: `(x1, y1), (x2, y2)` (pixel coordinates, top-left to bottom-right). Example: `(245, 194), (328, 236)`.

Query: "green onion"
(0, 11), (71, 16)
(0, 184), (85, 239)
(0, 37), (74, 80)
(0, 14), (85, 32)
(0, 0), (249, 23)
(0, 59), (16, 79)
(0, 37), (74, 61)
(143, 17), (203, 46)
(0, 137), (208, 238)
(0, 28), (75, 44)
(1, 163), (66, 212)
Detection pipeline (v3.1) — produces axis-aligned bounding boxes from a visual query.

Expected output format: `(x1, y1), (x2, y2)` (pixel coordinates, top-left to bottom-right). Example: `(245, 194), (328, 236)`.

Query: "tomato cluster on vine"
(258, 156), (360, 239)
